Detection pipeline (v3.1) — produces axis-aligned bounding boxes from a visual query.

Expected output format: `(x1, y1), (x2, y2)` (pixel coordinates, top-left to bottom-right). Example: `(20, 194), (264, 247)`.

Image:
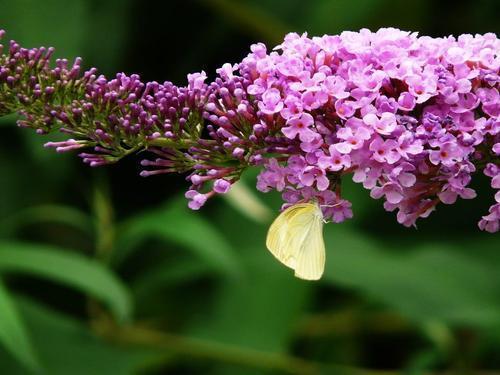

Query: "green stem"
(109, 324), (398, 375)
(87, 175), (116, 326)
(92, 176), (115, 263)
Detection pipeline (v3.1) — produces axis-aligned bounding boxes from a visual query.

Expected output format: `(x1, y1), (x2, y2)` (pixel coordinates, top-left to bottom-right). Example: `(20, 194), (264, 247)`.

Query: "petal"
(385, 189), (404, 204)
(317, 176), (330, 191)
(334, 142), (352, 154)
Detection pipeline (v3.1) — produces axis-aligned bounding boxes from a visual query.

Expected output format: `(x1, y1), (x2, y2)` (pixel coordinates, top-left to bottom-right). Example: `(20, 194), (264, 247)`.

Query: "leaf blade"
(323, 228), (500, 328)
(0, 242), (132, 322)
(0, 279), (41, 372)
(115, 196), (240, 277)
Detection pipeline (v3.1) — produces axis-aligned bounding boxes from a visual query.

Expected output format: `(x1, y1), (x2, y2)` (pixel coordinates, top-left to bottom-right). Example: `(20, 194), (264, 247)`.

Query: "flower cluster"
(0, 28), (498, 231)
(244, 29), (500, 230)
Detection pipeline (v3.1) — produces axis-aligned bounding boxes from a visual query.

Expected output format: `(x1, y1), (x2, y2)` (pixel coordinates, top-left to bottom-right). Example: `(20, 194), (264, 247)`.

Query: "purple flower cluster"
(234, 29), (499, 230)
(1, 28), (498, 231)
(0, 30), (206, 168)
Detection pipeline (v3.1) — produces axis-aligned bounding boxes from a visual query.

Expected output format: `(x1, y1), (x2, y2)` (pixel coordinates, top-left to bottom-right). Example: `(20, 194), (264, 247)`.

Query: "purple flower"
(363, 112), (397, 135)
(444, 46), (470, 65)
(492, 174), (500, 190)
(406, 74), (437, 103)
(300, 166), (330, 191)
(258, 88), (284, 114)
(478, 204), (500, 233)
(276, 55), (304, 77)
(214, 179), (231, 194)
(354, 69), (387, 92)
(282, 113), (316, 141)
(323, 76), (349, 99)
(257, 158), (287, 192)
(289, 71), (326, 92)
(429, 142), (463, 166)
(280, 95), (303, 119)
(318, 146), (351, 171)
(335, 125), (371, 154)
(187, 71), (207, 90)
(330, 199), (353, 223)
(45, 139), (88, 152)
(301, 89), (328, 110)
(369, 137), (401, 164)
(397, 92), (416, 111)
(396, 132), (424, 158)
(300, 133), (323, 152)
(185, 190), (207, 210)
(3, 28), (498, 233)
(334, 100), (356, 119)
(371, 182), (404, 204)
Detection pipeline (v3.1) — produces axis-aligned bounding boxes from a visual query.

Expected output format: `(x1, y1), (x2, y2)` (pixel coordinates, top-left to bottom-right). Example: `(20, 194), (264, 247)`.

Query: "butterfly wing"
(293, 210), (325, 280)
(266, 203), (314, 269)
(266, 203), (325, 280)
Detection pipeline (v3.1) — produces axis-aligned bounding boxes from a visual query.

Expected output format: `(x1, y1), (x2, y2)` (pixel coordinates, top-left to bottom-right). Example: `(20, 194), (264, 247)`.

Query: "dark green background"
(0, 0), (499, 374)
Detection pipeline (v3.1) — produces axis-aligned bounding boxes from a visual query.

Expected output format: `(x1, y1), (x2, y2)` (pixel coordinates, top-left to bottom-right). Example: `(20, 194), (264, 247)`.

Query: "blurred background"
(0, 0), (499, 374)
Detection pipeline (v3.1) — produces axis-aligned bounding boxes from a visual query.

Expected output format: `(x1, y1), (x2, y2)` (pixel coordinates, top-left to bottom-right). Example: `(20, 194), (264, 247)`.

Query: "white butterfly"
(266, 202), (325, 280)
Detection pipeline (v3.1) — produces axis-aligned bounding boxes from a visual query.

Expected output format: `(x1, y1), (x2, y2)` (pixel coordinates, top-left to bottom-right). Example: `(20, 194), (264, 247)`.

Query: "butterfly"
(266, 201), (325, 280)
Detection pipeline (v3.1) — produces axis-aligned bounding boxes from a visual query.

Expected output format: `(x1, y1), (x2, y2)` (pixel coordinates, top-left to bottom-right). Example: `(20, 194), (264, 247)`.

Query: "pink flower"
(478, 204), (500, 233)
(323, 76), (349, 99)
(282, 113), (316, 142)
(450, 93), (480, 114)
(352, 166), (382, 189)
(444, 46), (470, 65)
(429, 142), (463, 166)
(396, 132), (424, 158)
(335, 125), (371, 154)
(334, 99), (356, 119)
(214, 179), (231, 194)
(185, 190), (207, 210)
(330, 199), (353, 223)
(216, 63), (237, 80)
(363, 112), (397, 135)
(371, 182), (404, 204)
(289, 71), (326, 92)
(301, 89), (328, 110)
(280, 95), (303, 119)
(353, 69), (387, 92)
(300, 133), (323, 152)
(369, 137), (401, 164)
(258, 88), (284, 114)
(318, 146), (351, 171)
(257, 159), (287, 192)
(187, 71), (207, 90)
(405, 74), (437, 103)
(6, 27), (499, 232)
(397, 92), (416, 111)
(300, 166), (330, 191)
(247, 78), (266, 95)
(276, 55), (304, 77)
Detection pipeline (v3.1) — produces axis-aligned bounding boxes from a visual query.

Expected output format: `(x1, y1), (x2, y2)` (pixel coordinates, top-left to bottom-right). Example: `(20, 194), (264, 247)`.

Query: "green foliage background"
(0, 0), (499, 373)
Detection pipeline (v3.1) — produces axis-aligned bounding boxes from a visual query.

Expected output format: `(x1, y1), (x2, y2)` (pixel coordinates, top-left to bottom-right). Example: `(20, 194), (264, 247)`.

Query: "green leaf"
(223, 181), (273, 224)
(188, 247), (312, 356)
(0, 204), (93, 238)
(0, 242), (132, 322)
(0, 114), (18, 126)
(323, 228), (500, 328)
(0, 279), (40, 372)
(0, 296), (158, 375)
(132, 259), (213, 302)
(115, 196), (241, 278)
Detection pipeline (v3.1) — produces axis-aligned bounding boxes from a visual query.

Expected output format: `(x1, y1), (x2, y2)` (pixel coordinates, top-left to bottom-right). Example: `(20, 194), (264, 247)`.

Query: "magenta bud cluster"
(0, 28), (498, 232)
